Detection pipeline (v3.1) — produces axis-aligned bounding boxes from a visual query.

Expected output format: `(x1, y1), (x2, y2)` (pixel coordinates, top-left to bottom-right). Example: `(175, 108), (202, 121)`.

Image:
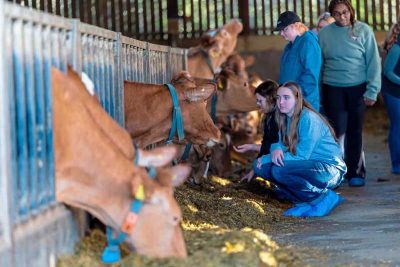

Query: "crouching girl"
(251, 81), (347, 217)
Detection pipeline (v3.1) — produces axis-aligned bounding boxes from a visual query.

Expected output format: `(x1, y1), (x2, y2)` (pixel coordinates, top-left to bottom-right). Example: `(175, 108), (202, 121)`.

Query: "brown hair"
(275, 82), (337, 154)
(328, 0), (356, 28)
(383, 14), (400, 53)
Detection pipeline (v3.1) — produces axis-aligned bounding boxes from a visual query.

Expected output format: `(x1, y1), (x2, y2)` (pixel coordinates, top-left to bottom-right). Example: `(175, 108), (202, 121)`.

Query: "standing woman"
(250, 82), (347, 217)
(382, 19), (400, 174)
(275, 11), (322, 111)
(318, 0), (381, 187)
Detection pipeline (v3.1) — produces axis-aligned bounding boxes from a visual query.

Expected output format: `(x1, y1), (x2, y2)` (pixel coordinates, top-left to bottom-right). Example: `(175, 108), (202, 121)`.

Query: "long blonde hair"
(275, 82), (337, 154)
(383, 15), (400, 53)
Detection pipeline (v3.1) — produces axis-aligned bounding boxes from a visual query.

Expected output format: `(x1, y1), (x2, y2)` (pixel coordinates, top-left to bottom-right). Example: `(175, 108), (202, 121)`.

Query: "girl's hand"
(233, 144), (254, 153)
(271, 149), (284, 166)
(364, 97), (375, 106)
(240, 170), (255, 183)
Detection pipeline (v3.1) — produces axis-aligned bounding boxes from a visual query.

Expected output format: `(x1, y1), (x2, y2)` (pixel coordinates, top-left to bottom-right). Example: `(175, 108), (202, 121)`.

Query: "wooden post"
(167, 0), (179, 46)
(238, 0), (250, 34)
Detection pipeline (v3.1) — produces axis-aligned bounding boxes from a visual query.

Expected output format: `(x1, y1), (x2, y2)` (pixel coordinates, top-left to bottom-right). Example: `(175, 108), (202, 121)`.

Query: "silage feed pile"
(58, 174), (311, 267)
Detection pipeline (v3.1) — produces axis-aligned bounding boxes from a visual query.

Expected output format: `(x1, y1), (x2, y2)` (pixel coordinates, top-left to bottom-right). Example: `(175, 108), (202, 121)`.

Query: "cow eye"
(220, 29), (228, 37)
(243, 81), (248, 87)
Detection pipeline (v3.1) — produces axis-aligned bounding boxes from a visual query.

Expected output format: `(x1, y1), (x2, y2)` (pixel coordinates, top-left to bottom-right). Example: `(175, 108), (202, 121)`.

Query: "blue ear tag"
(101, 244), (121, 264)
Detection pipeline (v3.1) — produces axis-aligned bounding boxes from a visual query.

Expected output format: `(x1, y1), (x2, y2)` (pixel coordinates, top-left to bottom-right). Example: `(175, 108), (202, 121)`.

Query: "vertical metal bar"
(13, 19), (29, 220)
(206, 0), (210, 29)
(46, 26), (55, 203)
(32, 24), (47, 211)
(24, 21), (38, 215)
(111, 0), (116, 31)
(115, 33), (124, 126)
(253, 0), (257, 34)
(70, 19), (82, 74)
(118, 0), (124, 34)
(183, 0), (187, 38)
(0, 1), (15, 260)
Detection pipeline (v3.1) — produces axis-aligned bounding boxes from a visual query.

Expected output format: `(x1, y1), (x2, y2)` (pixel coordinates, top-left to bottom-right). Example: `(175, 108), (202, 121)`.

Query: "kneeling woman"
(253, 82), (347, 217)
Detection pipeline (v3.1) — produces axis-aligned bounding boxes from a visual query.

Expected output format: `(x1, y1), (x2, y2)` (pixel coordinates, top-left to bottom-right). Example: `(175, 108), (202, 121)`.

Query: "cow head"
(52, 68), (190, 259)
(188, 19), (243, 79)
(213, 69), (258, 114)
(171, 71), (221, 147)
(200, 19), (243, 64)
(126, 156), (191, 258)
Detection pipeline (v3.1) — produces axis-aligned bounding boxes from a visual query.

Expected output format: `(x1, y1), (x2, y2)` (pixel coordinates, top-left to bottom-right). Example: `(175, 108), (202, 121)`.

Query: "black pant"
(322, 83), (366, 179)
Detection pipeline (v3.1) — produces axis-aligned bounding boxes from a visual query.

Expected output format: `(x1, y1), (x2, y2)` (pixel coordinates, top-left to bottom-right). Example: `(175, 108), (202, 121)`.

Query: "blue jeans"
(254, 160), (345, 203)
(383, 92), (400, 173)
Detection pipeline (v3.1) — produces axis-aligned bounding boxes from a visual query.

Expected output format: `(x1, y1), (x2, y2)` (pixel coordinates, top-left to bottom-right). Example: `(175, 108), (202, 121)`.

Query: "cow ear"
(184, 84), (216, 102)
(137, 146), (177, 167)
(243, 55), (255, 68)
(169, 164), (191, 187)
(171, 71), (191, 84)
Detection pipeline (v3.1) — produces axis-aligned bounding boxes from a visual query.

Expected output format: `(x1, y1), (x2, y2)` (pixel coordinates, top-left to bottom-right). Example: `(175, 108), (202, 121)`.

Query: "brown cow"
(187, 19), (243, 79)
(52, 67), (190, 258)
(124, 71), (221, 148)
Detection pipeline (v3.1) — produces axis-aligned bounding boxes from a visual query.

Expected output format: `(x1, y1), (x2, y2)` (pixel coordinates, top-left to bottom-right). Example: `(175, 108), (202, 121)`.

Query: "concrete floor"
(274, 134), (400, 267)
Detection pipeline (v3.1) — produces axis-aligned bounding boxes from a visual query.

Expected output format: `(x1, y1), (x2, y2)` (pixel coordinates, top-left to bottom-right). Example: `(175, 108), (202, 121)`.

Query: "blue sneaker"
(101, 245), (121, 264)
(348, 177), (365, 187)
(283, 203), (313, 217)
(303, 190), (344, 217)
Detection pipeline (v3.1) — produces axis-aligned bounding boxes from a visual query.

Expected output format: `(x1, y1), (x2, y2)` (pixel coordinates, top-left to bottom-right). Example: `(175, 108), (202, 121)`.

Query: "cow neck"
(164, 83), (185, 144)
(199, 49), (218, 122)
(101, 145), (156, 264)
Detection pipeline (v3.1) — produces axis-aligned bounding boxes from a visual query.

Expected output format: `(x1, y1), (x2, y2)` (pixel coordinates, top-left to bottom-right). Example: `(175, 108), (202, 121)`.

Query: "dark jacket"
(257, 109), (279, 158)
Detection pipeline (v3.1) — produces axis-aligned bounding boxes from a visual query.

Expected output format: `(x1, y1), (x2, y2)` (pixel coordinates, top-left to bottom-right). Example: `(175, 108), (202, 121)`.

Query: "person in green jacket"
(318, 0), (381, 187)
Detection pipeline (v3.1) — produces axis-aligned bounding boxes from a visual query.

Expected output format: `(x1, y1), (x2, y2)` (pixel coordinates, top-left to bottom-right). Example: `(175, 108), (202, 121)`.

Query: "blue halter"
(101, 145), (156, 264)
(165, 83), (185, 144)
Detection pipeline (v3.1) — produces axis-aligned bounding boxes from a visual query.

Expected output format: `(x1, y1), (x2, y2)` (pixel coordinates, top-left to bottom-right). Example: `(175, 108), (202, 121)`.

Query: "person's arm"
(363, 25), (382, 101)
(234, 144), (260, 153)
(297, 37), (322, 101)
(384, 44), (400, 85)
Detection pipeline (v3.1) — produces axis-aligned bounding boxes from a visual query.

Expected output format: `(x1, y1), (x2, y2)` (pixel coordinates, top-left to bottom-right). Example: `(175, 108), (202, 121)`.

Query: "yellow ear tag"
(217, 80), (224, 90)
(135, 185), (145, 201)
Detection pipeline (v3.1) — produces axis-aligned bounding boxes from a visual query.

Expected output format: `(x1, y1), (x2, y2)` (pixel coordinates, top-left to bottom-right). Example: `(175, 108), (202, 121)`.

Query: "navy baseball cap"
(274, 11), (301, 31)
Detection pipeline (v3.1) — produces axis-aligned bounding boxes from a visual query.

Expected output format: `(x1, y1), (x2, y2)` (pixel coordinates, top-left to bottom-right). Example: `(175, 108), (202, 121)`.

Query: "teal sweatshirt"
(260, 109), (347, 173)
(318, 21), (381, 100)
(384, 44), (400, 84)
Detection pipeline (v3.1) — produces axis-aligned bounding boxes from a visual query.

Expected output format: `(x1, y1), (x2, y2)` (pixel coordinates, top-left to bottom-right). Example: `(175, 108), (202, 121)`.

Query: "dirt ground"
(58, 103), (399, 267)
